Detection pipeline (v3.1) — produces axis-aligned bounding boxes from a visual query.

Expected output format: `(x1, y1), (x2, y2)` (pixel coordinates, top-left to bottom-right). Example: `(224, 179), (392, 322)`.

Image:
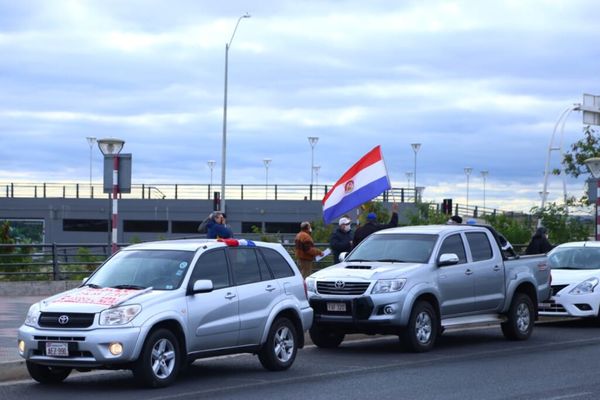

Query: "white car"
(538, 241), (600, 318)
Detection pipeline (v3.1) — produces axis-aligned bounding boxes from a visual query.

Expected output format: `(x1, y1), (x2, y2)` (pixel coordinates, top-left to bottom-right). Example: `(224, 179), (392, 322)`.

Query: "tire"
(133, 328), (181, 388)
(309, 325), (345, 348)
(258, 317), (298, 371)
(26, 361), (71, 384)
(399, 300), (438, 353)
(501, 292), (534, 341)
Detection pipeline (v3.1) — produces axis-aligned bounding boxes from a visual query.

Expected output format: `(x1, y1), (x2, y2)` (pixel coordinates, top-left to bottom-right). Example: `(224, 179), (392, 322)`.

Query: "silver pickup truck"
(306, 224), (550, 352)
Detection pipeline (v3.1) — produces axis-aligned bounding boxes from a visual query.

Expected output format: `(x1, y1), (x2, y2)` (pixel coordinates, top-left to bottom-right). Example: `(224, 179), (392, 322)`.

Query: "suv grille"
(39, 312), (95, 328)
(317, 281), (370, 295)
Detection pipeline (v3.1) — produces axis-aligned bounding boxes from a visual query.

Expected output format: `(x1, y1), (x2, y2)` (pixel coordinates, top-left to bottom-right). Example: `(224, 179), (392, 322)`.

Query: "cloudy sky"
(1, 0), (599, 212)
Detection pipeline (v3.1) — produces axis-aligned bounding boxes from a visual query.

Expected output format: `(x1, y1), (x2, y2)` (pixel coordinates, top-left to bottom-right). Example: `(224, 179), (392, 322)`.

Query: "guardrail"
(0, 242), (337, 281)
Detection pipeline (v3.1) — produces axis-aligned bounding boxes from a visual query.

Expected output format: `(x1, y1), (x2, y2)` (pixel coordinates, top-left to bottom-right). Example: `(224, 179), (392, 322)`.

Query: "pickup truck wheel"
(133, 328), (181, 388)
(26, 361), (71, 384)
(258, 317), (298, 371)
(399, 300), (438, 353)
(501, 293), (534, 341)
(309, 325), (345, 348)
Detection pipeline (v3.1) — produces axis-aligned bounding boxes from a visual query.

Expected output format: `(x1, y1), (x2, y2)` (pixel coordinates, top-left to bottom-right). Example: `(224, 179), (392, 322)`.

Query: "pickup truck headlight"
(305, 278), (316, 293)
(569, 278), (599, 295)
(372, 279), (407, 294)
(24, 303), (41, 326)
(99, 305), (142, 326)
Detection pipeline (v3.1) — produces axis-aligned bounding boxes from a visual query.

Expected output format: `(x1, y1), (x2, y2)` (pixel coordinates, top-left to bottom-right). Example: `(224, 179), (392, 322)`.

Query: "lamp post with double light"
(221, 13), (251, 213)
(585, 158), (600, 240)
(263, 158), (271, 199)
(97, 138), (125, 254)
(411, 143), (421, 202)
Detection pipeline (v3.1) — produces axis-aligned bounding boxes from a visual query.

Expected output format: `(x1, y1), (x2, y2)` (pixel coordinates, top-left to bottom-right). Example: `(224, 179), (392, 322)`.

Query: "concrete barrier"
(0, 281), (81, 296)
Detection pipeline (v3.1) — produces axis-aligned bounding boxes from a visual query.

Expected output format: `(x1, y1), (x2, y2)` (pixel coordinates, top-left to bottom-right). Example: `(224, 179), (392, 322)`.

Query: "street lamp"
(86, 136), (96, 195)
(313, 165), (321, 187)
(464, 167), (473, 213)
(308, 136), (319, 185)
(221, 12), (251, 213)
(263, 158), (271, 199)
(97, 138), (125, 254)
(405, 172), (413, 189)
(481, 170), (489, 214)
(411, 143), (421, 202)
(207, 160), (216, 188)
(585, 158), (600, 240)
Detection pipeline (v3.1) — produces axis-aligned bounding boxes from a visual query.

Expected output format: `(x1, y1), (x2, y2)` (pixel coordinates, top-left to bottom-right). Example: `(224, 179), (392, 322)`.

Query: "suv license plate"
(46, 342), (69, 357)
(326, 302), (346, 312)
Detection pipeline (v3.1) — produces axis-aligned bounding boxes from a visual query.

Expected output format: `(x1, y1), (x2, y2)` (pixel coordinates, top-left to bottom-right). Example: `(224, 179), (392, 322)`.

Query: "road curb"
(0, 360), (28, 383)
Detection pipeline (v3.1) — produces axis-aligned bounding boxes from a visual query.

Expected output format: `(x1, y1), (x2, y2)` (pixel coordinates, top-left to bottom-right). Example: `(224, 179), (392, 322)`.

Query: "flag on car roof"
(322, 145), (391, 224)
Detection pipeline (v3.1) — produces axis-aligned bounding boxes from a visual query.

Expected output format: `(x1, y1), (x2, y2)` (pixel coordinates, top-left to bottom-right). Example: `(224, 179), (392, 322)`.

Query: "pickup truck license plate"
(46, 342), (69, 357)
(326, 302), (346, 312)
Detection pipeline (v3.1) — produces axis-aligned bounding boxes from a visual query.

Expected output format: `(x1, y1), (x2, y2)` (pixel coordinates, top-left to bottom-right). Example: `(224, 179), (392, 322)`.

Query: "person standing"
(206, 212), (233, 239)
(295, 221), (323, 278)
(352, 203), (399, 248)
(329, 216), (353, 263)
(525, 226), (553, 255)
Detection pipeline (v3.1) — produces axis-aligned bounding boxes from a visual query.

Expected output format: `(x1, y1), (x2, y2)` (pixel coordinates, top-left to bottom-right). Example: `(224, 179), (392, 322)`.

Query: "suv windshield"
(86, 249), (195, 290)
(347, 233), (438, 263)
(549, 247), (600, 270)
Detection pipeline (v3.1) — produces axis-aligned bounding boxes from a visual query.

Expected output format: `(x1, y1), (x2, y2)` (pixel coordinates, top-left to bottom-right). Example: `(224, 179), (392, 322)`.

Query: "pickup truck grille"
(39, 312), (95, 328)
(317, 281), (370, 295)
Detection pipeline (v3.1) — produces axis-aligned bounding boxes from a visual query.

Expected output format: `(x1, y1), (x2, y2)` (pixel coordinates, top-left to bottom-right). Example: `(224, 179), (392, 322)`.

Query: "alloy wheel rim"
(151, 338), (176, 379)
(274, 326), (294, 362)
(415, 311), (432, 344)
(516, 303), (530, 332)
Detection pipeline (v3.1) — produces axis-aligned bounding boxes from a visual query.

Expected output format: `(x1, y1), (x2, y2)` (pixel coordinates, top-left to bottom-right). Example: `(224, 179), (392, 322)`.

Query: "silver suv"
(18, 238), (313, 388)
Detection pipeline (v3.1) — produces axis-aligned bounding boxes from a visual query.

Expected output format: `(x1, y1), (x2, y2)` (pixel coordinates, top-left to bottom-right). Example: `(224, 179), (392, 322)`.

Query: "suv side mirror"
(339, 252), (348, 262)
(438, 253), (460, 267)
(191, 279), (214, 294)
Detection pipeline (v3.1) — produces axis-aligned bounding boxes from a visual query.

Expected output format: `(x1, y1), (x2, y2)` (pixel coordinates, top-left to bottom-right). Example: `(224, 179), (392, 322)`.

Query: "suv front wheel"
(399, 300), (438, 353)
(258, 317), (298, 371)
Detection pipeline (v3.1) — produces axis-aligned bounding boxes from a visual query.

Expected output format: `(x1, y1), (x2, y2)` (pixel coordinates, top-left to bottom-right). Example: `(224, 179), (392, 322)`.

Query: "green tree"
(405, 202), (448, 226)
(530, 202), (591, 244)
(560, 125), (600, 180)
(483, 213), (532, 245)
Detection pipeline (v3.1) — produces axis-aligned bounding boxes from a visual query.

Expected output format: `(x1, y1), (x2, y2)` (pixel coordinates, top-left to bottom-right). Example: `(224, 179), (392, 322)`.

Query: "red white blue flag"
(322, 145), (391, 224)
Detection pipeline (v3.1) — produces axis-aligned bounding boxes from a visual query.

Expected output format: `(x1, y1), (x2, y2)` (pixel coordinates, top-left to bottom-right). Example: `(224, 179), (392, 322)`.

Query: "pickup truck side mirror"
(339, 252), (348, 262)
(190, 279), (214, 294)
(438, 253), (460, 267)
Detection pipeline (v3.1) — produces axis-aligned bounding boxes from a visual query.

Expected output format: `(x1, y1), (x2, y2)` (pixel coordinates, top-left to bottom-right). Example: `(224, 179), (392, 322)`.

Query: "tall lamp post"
(207, 160), (216, 188)
(481, 170), (489, 214)
(585, 158), (600, 240)
(405, 172), (413, 189)
(464, 167), (473, 213)
(98, 138), (125, 254)
(221, 13), (251, 213)
(86, 137), (96, 195)
(313, 165), (321, 186)
(263, 158), (271, 199)
(411, 143), (421, 202)
(308, 136), (319, 185)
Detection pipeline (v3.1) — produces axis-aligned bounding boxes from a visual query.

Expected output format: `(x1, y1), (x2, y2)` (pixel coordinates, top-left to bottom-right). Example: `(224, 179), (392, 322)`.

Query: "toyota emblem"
(334, 280), (345, 289)
(58, 315), (69, 325)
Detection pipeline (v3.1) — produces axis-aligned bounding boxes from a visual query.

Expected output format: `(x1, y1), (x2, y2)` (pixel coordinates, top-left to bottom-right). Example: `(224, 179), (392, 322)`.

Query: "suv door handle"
(265, 285), (276, 292)
(465, 269), (473, 275)
(224, 292), (237, 300)
(493, 265), (501, 271)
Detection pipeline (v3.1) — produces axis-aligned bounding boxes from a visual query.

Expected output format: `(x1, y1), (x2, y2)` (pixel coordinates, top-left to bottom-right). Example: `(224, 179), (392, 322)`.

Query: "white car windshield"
(549, 247), (600, 270)
(85, 249), (195, 290)
(348, 234), (438, 263)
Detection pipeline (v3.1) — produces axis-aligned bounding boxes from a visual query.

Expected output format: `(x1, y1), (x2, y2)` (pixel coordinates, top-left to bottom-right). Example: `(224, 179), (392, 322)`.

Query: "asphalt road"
(2, 319), (600, 400)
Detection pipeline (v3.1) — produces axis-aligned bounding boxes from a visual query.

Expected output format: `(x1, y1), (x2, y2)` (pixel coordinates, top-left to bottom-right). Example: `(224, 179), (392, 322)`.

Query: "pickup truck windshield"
(549, 247), (600, 270)
(348, 233), (438, 263)
(86, 250), (195, 290)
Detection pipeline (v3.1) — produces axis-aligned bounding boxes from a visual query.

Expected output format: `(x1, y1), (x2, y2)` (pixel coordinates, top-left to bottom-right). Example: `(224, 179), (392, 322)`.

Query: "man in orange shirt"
(294, 221), (324, 278)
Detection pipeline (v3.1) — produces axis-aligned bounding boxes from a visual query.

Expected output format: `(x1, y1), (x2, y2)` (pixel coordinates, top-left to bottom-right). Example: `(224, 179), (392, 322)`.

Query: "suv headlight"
(569, 278), (599, 295)
(372, 279), (407, 294)
(305, 278), (316, 293)
(24, 303), (41, 326)
(99, 304), (142, 326)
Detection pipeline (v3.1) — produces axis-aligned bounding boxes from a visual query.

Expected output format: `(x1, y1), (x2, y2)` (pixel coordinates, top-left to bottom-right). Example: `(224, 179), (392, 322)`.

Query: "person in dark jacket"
(525, 226), (553, 255)
(352, 203), (399, 248)
(329, 216), (353, 263)
(206, 212), (233, 239)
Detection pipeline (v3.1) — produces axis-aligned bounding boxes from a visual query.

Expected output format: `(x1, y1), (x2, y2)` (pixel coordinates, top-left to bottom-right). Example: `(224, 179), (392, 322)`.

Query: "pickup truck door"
(436, 233), (475, 316)
(186, 249), (240, 351)
(465, 231), (505, 312)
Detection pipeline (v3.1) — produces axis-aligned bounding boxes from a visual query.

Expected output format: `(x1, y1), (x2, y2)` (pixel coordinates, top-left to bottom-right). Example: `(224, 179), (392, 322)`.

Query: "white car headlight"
(99, 304), (142, 326)
(569, 278), (599, 295)
(24, 303), (41, 326)
(305, 278), (316, 293)
(372, 279), (407, 294)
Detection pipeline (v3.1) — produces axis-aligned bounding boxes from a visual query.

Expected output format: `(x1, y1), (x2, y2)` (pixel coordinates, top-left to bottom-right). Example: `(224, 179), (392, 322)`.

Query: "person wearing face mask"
(329, 216), (353, 264)
(294, 221), (324, 278)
